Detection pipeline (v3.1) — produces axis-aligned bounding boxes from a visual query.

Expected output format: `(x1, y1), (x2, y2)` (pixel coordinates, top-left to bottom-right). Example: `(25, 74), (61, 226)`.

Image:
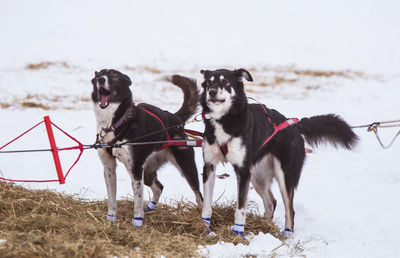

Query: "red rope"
(50, 121), (84, 181)
(0, 121), (44, 150)
(0, 119), (60, 183)
(0, 117), (84, 184)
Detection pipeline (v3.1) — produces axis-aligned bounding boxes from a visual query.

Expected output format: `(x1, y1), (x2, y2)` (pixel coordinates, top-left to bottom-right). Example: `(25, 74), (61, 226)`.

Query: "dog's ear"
(121, 73), (132, 87)
(200, 69), (210, 78)
(91, 71), (98, 86)
(235, 68), (253, 82)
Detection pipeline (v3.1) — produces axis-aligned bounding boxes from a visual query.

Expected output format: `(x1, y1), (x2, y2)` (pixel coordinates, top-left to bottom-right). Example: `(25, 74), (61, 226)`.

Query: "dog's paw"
(204, 230), (217, 237)
(144, 201), (157, 212)
(132, 217), (143, 228)
(202, 217), (211, 228)
(106, 214), (117, 222)
(281, 228), (293, 237)
(230, 224), (245, 238)
(202, 218), (217, 237)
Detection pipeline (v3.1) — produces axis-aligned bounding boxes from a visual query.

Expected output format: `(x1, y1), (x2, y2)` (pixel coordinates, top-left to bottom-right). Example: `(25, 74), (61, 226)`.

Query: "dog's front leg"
(131, 175), (144, 228)
(201, 142), (222, 234)
(232, 165), (251, 237)
(130, 158), (146, 228)
(98, 149), (117, 221)
(201, 162), (216, 232)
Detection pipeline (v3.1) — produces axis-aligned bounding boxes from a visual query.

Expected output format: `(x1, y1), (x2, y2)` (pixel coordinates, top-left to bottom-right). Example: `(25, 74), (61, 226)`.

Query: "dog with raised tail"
(91, 69), (203, 227)
(199, 68), (358, 236)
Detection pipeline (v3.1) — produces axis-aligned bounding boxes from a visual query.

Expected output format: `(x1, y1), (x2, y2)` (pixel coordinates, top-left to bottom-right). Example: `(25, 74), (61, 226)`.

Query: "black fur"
(92, 69), (203, 222)
(200, 68), (358, 232)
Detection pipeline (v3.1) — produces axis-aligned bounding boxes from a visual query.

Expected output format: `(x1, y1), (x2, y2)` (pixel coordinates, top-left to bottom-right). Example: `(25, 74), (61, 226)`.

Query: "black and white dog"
(91, 69), (203, 227)
(199, 68), (358, 236)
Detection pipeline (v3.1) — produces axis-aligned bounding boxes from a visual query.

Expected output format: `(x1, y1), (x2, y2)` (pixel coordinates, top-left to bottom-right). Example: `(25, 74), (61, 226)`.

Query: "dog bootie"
(202, 218), (216, 237)
(144, 201), (157, 212)
(230, 224), (245, 237)
(106, 214), (117, 222)
(132, 217), (143, 228)
(281, 228), (293, 236)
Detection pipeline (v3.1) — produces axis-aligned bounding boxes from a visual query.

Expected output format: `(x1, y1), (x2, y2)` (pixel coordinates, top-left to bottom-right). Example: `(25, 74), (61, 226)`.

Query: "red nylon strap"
(0, 119), (61, 183)
(0, 121), (44, 150)
(50, 121), (84, 181)
(184, 129), (204, 137)
(139, 107), (172, 151)
(139, 108), (205, 150)
(220, 144), (228, 156)
(259, 118), (299, 149)
(158, 140), (203, 150)
(0, 116), (84, 184)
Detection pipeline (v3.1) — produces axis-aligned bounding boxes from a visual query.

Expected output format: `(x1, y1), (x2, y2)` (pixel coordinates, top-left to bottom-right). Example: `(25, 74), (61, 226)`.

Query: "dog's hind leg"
(170, 147), (203, 208)
(143, 151), (168, 211)
(274, 156), (296, 235)
(119, 147), (148, 228)
(250, 154), (277, 220)
(98, 148), (117, 221)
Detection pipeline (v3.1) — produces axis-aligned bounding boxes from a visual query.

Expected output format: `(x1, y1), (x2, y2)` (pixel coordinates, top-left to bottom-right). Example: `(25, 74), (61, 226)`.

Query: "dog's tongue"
(100, 95), (110, 106)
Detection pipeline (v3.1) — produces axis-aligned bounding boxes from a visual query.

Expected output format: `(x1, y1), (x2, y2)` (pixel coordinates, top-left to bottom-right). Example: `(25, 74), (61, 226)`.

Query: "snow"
(1, 0), (400, 257)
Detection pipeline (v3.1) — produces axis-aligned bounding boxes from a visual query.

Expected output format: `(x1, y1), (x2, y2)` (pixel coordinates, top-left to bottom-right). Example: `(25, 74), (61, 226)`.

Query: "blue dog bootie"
(202, 217), (216, 236)
(202, 217), (211, 234)
(132, 217), (143, 228)
(281, 228), (293, 236)
(106, 214), (117, 222)
(230, 224), (245, 237)
(144, 201), (157, 212)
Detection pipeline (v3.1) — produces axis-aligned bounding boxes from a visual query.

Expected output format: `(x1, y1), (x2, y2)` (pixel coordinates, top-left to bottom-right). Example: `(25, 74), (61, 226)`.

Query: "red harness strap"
(257, 103), (299, 150)
(140, 107), (172, 151)
(259, 118), (299, 150)
(140, 107), (203, 151)
(201, 102), (300, 156)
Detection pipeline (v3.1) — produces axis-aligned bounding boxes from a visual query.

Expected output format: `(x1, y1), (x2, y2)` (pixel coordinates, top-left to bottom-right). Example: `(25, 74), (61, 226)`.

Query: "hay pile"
(0, 181), (280, 257)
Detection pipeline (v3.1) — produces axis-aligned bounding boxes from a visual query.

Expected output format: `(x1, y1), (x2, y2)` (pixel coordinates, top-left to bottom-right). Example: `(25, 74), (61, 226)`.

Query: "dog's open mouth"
(208, 98), (226, 104)
(98, 87), (111, 109)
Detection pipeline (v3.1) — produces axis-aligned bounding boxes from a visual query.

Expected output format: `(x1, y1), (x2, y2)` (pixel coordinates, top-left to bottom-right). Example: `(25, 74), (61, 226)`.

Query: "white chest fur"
(212, 120), (231, 145)
(207, 120), (247, 167)
(93, 103), (120, 142)
(93, 103), (120, 133)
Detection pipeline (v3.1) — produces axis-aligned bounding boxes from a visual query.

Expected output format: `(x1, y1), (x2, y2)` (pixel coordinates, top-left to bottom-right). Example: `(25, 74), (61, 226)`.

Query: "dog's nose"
(209, 89), (218, 97)
(98, 77), (106, 85)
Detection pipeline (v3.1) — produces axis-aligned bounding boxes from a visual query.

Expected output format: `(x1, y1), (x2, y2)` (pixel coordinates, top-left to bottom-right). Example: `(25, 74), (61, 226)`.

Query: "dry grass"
(0, 94), (91, 110)
(21, 101), (51, 110)
(25, 62), (70, 70)
(124, 66), (163, 74)
(0, 181), (281, 257)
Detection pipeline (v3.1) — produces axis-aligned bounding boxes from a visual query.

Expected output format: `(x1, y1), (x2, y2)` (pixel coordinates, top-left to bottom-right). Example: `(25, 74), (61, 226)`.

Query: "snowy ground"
(1, 0), (400, 257)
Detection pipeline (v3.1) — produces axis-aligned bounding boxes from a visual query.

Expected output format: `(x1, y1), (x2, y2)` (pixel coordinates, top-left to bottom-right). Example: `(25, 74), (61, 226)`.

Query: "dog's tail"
(165, 75), (199, 122)
(297, 114), (358, 150)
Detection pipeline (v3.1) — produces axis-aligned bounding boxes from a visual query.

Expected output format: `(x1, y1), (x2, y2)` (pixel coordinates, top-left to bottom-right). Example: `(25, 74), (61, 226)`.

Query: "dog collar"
(102, 111), (128, 133)
(97, 111), (129, 144)
(201, 111), (211, 120)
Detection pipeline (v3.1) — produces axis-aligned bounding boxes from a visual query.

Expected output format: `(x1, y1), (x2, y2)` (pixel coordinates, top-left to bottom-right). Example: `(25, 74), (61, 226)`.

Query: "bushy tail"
(297, 114), (358, 149)
(165, 75), (199, 122)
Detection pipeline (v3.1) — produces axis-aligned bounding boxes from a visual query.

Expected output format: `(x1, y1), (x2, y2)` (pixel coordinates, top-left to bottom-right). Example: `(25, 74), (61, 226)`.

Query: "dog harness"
(97, 111), (129, 144)
(140, 107), (202, 151)
(96, 106), (203, 149)
(257, 104), (299, 150)
(202, 103), (299, 156)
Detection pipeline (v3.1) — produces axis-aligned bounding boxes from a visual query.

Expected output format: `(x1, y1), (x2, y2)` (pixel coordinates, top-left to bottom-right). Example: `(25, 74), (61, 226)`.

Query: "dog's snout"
(98, 77), (106, 85)
(209, 89), (218, 97)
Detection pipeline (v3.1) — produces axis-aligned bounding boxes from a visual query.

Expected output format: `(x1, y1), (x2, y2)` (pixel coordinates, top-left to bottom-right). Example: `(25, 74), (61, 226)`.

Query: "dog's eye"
(110, 74), (118, 80)
(221, 79), (228, 85)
